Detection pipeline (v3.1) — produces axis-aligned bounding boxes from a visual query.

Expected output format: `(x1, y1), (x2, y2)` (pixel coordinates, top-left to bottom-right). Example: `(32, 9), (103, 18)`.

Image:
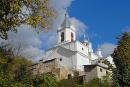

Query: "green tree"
(58, 79), (78, 87)
(112, 32), (130, 87)
(0, 45), (33, 86)
(87, 77), (112, 87)
(33, 73), (58, 87)
(0, 45), (58, 87)
(0, 0), (55, 39)
(87, 78), (102, 87)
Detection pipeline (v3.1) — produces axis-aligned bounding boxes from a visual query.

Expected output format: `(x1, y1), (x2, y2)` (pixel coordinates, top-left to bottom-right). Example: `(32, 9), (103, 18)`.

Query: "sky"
(0, 0), (130, 62)
(69, 0), (130, 49)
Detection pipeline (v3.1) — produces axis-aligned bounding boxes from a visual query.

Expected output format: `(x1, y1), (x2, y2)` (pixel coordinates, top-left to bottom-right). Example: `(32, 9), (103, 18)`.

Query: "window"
(100, 68), (102, 72)
(61, 32), (64, 42)
(82, 48), (84, 51)
(106, 71), (108, 74)
(71, 32), (74, 42)
(60, 58), (62, 61)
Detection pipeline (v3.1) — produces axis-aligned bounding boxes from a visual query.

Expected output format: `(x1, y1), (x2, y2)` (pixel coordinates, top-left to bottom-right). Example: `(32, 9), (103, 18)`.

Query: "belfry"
(57, 12), (76, 44)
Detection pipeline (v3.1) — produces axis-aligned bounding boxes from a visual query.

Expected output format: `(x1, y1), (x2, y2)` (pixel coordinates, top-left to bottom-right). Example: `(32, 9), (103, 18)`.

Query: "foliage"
(87, 78), (102, 87)
(0, 45), (58, 87)
(101, 59), (113, 70)
(0, 0), (55, 39)
(87, 76), (112, 87)
(33, 73), (58, 87)
(57, 75), (106, 87)
(58, 79), (78, 87)
(112, 32), (130, 87)
(0, 45), (32, 86)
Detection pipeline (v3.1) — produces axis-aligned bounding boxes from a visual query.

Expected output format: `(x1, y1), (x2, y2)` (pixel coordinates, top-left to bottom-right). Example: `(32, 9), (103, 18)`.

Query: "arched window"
(61, 32), (64, 42)
(71, 32), (74, 42)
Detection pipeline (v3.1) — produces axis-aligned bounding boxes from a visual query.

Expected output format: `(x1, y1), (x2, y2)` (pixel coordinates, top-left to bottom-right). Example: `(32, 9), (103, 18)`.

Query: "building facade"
(31, 11), (114, 82)
(41, 12), (101, 71)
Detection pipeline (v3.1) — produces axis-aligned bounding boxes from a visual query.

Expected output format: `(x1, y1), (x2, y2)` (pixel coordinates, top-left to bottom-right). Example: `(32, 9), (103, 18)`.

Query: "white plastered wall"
(76, 53), (90, 71)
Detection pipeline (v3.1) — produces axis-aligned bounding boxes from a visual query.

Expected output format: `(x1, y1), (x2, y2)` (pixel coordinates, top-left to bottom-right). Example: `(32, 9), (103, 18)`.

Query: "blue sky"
(69, 0), (130, 49)
(1, 0), (130, 61)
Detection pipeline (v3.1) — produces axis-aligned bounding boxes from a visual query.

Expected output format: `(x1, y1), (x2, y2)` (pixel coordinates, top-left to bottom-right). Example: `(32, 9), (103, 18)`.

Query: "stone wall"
(84, 65), (112, 83)
(30, 58), (112, 83)
(84, 65), (98, 83)
(30, 58), (73, 80)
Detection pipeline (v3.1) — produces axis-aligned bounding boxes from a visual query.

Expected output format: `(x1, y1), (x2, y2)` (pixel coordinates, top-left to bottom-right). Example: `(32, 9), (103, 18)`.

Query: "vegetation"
(98, 59), (113, 70)
(86, 75), (112, 87)
(112, 32), (130, 87)
(0, 0), (55, 39)
(58, 79), (78, 87)
(57, 76), (112, 87)
(0, 45), (57, 87)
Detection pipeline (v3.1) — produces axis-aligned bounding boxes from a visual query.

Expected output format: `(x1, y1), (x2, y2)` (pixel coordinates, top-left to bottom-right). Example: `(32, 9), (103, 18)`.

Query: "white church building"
(40, 12), (108, 71)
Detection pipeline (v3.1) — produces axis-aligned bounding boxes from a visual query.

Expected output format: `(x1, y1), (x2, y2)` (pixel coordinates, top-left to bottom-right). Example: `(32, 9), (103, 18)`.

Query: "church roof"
(61, 12), (71, 28)
(84, 64), (110, 70)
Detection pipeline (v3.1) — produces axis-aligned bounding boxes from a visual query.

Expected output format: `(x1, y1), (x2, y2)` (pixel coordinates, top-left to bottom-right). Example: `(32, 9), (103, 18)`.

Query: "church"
(31, 12), (114, 82)
(41, 12), (103, 71)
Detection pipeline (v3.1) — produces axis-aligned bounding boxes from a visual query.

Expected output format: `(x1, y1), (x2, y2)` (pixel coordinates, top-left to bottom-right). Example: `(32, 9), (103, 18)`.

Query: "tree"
(112, 32), (130, 87)
(0, 44), (33, 86)
(32, 73), (58, 87)
(87, 77), (112, 87)
(0, 44), (59, 87)
(58, 79), (78, 87)
(0, 0), (55, 39)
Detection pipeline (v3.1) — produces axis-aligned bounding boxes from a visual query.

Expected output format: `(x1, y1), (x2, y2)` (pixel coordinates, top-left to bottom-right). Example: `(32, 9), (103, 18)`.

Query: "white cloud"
(0, 0), (88, 62)
(49, 0), (73, 12)
(70, 17), (87, 38)
(0, 25), (43, 62)
(100, 43), (117, 57)
(121, 26), (130, 32)
(20, 46), (44, 62)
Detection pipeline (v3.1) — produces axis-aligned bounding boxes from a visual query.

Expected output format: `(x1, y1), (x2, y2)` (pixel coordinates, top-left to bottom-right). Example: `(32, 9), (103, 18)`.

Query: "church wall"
(56, 48), (77, 70)
(45, 48), (75, 70)
(76, 53), (90, 71)
(60, 41), (91, 71)
(90, 53), (99, 60)
(58, 31), (61, 44)
(60, 43), (78, 70)
(59, 55), (73, 70)
(62, 42), (76, 51)
(58, 28), (76, 44)
(57, 41), (90, 55)
(71, 54), (78, 70)
(76, 41), (89, 56)
(58, 29), (64, 44)
(84, 66), (98, 82)
(65, 28), (76, 42)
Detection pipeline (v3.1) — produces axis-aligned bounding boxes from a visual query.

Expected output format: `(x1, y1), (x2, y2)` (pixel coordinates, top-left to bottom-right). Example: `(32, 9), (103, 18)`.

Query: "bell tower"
(57, 12), (76, 44)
